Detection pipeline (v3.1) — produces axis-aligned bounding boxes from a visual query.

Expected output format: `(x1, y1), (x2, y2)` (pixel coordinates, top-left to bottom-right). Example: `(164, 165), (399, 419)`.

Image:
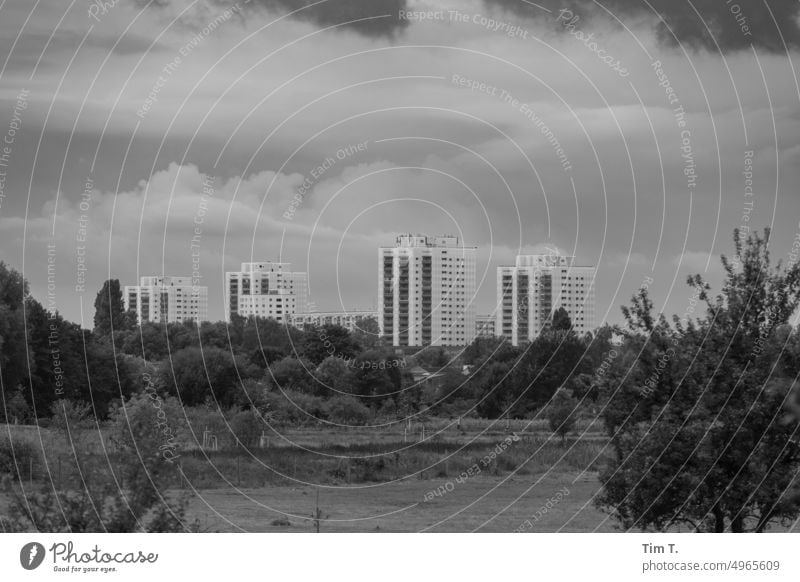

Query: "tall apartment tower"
(379, 234), (477, 347)
(124, 276), (208, 325)
(497, 252), (596, 346)
(224, 262), (308, 323)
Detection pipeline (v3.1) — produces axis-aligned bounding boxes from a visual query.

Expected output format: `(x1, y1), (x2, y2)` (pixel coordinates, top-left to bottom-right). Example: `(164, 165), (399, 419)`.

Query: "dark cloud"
(249, 0), (409, 36)
(483, 0), (800, 53)
(139, 0), (410, 37)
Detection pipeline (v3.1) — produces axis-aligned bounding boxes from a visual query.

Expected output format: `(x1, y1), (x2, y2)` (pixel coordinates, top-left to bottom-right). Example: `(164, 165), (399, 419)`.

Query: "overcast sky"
(1, 0), (799, 326)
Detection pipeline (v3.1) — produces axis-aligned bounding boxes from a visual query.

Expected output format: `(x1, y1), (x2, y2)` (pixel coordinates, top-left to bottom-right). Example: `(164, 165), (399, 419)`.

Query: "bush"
(0, 436), (39, 481)
(263, 389), (325, 425)
(0, 392), (197, 532)
(50, 399), (94, 436)
(546, 387), (579, 443)
(2, 389), (31, 424)
(227, 409), (264, 449)
(325, 396), (372, 426)
(159, 346), (258, 408)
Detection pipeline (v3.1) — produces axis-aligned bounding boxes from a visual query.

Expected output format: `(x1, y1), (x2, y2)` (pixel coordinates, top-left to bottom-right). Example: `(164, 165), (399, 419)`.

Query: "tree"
(473, 360), (516, 419)
(414, 346), (449, 368)
(268, 356), (315, 393)
(0, 263), (29, 409)
(93, 279), (129, 335)
(506, 328), (588, 416)
(199, 321), (234, 350)
(550, 306), (572, 331)
(119, 321), (169, 360)
(314, 356), (351, 396)
(166, 320), (200, 353)
(568, 373), (598, 402)
(348, 349), (401, 404)
(1, 263), (139, 421)
(83, 338), (137, 417)
(597, 229), (800, 532)
(262, 387), (325, 425)
(463, 336), (518, 366)
(241, 316), (297, 369)
(235, 378), (271, 411)
(351, 316), (381, 349)
(0, 304), (27, 410)
(300, 324), (360, 366)
(2, 388), (30, 423)
(0, 261), (27, 307)
(227, 408), (264, 449)
(159, 346), (256, 407)
(546, 387), (579, 444)
(324, 395), (372, 425)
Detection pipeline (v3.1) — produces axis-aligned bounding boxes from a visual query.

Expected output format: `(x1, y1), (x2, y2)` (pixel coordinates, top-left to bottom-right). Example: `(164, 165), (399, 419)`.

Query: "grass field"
(183, 472), (613, 532)
(2, 419), (618, 532)
(5, 419), (798, 532)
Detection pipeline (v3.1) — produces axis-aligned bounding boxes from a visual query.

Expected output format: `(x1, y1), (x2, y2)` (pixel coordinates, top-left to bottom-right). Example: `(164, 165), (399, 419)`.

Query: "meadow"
(1, 417), (615, 532)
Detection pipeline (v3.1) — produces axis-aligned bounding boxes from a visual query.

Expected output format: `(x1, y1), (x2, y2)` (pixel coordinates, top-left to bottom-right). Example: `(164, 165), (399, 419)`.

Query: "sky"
(1, 0), (799, 327)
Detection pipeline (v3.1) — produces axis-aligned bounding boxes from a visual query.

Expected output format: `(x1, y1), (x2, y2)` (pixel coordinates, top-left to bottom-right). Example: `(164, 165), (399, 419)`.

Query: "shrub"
(227, 409), (264, 449)
(159, 346), (258, 408)
(49, 399), (94, 436)
(263, 389), (325, 426)
(546, 387), (579, 444)
(2, 394), (193, 532)
(0, 436), (39, 481)
(325, 396), (372, 426)
(2, 389), (31, 424)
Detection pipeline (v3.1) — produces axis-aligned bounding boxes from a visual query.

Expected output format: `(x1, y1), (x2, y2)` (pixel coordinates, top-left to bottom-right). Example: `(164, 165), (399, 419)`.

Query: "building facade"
(379, 234), (476, 347)
(497, 253), (596, 346)
(225, 262), (308, 323)
(290, 310), (377, 332)
(124, 276), (208, 325)
(475, 314), (497, 339)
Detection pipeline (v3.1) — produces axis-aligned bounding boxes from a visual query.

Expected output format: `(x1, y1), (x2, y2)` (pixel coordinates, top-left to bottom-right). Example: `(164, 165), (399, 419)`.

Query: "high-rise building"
(124, 276), (208, 325)
(475, 314), (497, 339)
(379, 234), (477, 347)
(225, 262), (308, 323)
(497, 251), (596, 346)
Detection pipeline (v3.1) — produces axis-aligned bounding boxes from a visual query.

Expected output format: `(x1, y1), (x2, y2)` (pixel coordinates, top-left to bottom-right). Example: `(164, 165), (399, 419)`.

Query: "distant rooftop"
(137, 276), (195, 287)
(239, 262), (290, 271)
(515, 254), (575, 268)
(384, 234), (476, 249)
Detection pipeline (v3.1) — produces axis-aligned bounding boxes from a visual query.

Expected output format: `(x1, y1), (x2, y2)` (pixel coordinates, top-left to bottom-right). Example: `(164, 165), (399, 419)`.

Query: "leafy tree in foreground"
(598, 229), (800, 532)
(3, 394), (192, 532)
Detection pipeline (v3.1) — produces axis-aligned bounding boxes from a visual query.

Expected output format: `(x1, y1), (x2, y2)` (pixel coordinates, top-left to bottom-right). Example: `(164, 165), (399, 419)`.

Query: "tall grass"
(1, 420), (609, 491)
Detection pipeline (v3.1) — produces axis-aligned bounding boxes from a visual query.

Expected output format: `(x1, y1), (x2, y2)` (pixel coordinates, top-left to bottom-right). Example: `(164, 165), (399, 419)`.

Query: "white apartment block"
(497, 253), (596, 346)
(475, 314), (497, 339)
(124, 276), (208, 325)
(225, 262), (308, 323)
(289, 310), (378, 332)
(379, 234), (476, 347)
